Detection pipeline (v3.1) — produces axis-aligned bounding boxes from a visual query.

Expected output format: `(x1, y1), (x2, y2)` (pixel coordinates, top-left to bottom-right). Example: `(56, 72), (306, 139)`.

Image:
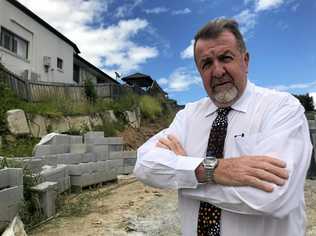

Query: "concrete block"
(34, 145), (51, 157)
(84, 131), (104, 140)
(308, 120), (316, 130)
(0, 185), (24, 231)
(120, 166), (135, 175)
(123, 158), (137, 167)
(31, 181), (58, 218)
(48, 135), (70, 145)
(68, 164), (85, 176)
(42, 155), (58, 166)
(84, 136), (124, 145)
(49, 145), (70, 155)
(40, 165), (68, 183)
(103, 137), (124, 145)
(82, 153), (97, 163)
(96, 161), (107, 172)
(70, 135), (83, 144)
(87, 145), (108, 161)
(57, 153), (83, 165)
(0, 168), (23, 189)
(70, 173), (94, 187)
(70, 144), (87, 154)
(109, 151), (137, 160)
(16, 158), (43, 174)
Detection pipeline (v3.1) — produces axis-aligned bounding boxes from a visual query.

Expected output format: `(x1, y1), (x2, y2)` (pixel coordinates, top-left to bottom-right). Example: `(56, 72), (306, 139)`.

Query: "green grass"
(139, 95), (162, 120)
(0, 137), (40, 157)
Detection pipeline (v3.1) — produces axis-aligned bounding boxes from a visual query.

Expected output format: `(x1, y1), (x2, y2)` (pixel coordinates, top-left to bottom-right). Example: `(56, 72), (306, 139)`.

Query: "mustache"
(211, 75), (233, 87)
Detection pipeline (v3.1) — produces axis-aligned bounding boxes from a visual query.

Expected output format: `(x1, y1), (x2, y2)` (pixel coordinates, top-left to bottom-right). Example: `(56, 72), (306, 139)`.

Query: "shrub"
(139, 95), (162, 120)
(84, 79), (97, 103)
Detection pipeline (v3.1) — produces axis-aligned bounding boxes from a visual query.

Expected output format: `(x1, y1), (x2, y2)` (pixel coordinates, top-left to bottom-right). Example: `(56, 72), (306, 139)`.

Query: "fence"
(0, 67), (136, 102)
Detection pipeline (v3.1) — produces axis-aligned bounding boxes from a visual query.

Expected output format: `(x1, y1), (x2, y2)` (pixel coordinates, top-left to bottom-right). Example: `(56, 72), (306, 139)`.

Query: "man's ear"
(244, 52), (250, 73)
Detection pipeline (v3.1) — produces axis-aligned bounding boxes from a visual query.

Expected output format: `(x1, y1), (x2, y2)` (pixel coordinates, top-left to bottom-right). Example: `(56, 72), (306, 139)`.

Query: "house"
(121, 72), (167, 98)
(0, 0), (117, 85)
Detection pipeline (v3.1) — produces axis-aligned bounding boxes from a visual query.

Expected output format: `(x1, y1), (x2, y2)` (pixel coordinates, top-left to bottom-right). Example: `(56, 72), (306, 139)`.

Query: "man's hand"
(213, 156), (289, 192)
(156, 134), (187, 156)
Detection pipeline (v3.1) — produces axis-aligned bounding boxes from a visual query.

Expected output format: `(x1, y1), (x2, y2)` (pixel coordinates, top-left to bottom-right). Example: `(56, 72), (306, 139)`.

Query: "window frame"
(57, 57), (63, 70)
(0, 27), (29, 60)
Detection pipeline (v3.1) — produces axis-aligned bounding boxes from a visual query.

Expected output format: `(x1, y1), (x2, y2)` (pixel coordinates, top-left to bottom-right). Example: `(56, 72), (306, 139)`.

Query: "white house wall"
(0, 0), (75, 83)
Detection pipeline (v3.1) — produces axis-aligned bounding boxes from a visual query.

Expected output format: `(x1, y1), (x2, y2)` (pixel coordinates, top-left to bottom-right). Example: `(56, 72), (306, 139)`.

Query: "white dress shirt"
(134, 81), (312, 236)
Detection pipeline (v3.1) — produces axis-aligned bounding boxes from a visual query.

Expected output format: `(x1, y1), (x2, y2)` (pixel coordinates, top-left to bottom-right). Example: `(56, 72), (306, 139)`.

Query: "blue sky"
(18, 0), (316, 105)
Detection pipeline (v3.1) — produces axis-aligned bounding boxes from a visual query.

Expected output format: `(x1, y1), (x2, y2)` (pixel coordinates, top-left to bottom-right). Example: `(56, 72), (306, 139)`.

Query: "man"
(133, 18), (312, 236)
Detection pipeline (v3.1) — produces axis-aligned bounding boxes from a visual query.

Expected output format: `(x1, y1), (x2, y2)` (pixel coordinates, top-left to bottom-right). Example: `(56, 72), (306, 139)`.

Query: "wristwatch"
(203, 156), (219, 183)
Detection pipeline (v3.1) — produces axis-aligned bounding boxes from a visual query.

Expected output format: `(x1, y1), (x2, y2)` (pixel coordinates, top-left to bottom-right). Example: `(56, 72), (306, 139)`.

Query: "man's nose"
(212, 61), (226, 78)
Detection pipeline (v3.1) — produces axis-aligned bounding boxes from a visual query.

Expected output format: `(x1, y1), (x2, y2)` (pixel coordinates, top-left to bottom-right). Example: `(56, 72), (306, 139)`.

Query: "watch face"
(203, 157), (218, 169)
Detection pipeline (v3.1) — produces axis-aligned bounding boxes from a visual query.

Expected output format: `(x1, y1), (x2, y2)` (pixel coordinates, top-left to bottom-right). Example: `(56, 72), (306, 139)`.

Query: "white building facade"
(0, 0), (80, 83)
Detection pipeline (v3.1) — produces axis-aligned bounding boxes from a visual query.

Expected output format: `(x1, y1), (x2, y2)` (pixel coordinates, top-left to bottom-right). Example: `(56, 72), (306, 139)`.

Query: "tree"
(293, 93), (314, 111)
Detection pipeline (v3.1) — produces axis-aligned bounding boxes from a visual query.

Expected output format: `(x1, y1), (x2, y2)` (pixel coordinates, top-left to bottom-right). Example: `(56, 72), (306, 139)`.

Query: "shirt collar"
(204, 80), (253, 117)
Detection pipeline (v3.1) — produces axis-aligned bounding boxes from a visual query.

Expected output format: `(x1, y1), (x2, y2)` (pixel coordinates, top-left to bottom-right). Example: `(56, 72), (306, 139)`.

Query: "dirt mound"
(119, 118), (169, 150)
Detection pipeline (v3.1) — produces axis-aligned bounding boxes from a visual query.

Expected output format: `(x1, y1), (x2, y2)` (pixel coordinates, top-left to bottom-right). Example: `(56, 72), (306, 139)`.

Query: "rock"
(100, 110), (118, 123)
(2, 216), (27, 236)
(89, 114), (103, 128)
(67, 116), (92, 133)
(124, 109), (140, 129)
(6, 109), (30, 136)
(46, 117), (70, 133)
(28, 114), (47, 138)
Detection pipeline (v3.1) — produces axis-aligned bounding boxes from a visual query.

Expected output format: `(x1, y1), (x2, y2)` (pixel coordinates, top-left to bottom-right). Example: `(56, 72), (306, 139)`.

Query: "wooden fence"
(0, 67), (137, 102)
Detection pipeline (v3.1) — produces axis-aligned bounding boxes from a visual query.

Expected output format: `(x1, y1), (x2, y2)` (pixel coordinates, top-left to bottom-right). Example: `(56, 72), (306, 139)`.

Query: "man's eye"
(221, 55), (233, 62)
(202, 61), (212, 70)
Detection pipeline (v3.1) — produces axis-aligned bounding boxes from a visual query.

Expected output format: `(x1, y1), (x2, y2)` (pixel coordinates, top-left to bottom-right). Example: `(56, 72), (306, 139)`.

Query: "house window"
(57, 57), (63, 70)
(0, 27), (28, 59)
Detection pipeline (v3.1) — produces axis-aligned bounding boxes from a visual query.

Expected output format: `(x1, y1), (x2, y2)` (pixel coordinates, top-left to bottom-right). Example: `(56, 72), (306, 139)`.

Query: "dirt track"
(29, 177), (316, 236)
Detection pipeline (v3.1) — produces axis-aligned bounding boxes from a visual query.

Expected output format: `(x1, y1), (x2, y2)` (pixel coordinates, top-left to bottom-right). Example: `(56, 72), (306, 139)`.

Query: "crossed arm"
(157, 134), (288, 193)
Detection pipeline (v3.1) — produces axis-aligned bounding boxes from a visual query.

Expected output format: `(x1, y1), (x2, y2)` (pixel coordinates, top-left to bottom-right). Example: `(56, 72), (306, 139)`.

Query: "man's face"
(195, 31), (249, 107)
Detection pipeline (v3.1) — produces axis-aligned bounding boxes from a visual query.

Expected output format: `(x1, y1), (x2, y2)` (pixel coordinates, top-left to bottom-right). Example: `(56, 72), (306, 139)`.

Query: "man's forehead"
(195, 32), (239, 56)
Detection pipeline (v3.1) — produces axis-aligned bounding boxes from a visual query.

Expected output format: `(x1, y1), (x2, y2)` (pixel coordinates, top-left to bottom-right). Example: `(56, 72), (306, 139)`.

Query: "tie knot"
(217, 107), (231, 116)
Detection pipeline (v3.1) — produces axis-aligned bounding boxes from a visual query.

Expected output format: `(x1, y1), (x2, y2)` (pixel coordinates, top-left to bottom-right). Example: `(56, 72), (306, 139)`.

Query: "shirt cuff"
(176, 156), (204, 189)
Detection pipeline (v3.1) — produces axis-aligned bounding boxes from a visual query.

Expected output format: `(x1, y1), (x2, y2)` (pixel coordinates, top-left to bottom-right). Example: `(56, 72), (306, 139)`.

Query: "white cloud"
(160, 67), (201, 92)
(115, 0), (143, 18)
(270, 81), (316, 91)
(157, 78), (168, 86)
(255, 0), (284, 12)
(17, 0), (158, 76)
(234, 9), (257, 34)
(144, 7), (169, 14)
(172, 8), (191, 15)
(180, 40), (194, 59)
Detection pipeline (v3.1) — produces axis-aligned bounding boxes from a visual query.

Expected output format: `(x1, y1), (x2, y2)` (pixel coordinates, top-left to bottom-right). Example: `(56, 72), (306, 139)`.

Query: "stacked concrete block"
(86, 145), (108, 161)
(47, 134), (70, 145)
(40, 165), (70, 193)
(69, 159), (122, 191)
(0, 168), (23, 233)
(11, 157), (44, 174)
(81, 153), (97, 163)
(56, 153), (83, 165)
(34, 144), (69, 157)
(109, 151), (137, 174)
(30, 181), (58, 218)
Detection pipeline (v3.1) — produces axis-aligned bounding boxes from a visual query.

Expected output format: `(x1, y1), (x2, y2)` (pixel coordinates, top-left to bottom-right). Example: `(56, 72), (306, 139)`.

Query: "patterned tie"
(197, 107), (231, 236)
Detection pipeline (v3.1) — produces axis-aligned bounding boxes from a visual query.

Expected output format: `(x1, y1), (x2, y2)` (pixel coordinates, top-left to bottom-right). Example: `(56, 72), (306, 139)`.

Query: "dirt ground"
(28, 177), (316, 236)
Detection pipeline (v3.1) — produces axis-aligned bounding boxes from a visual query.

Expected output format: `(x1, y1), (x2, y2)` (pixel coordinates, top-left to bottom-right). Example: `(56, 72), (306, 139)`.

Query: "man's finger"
(254, 156), (287, 168)
(156, 142), (171, 150)
(253, 162), (289, 180)
(249, 168), (286, 186)
(246, 176), (274, 193)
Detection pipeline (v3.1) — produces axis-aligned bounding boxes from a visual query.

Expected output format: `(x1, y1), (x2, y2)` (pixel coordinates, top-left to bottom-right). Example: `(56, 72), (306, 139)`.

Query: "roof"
(7, 0), (80, 53)
(121, 73), (154, 87)
(74, 54), (119, 84)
